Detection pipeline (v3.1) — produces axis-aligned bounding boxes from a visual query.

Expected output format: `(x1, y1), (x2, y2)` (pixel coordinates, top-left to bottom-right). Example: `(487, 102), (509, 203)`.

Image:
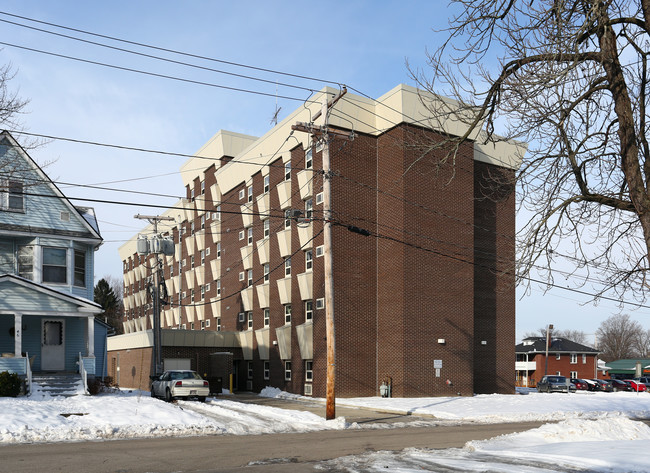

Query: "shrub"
(0, 371), (22, 397)
(88, 376), (117, 395)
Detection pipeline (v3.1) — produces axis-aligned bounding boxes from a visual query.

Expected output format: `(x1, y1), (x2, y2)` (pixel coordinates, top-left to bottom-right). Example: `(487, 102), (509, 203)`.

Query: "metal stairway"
(31, 373), (87, 397)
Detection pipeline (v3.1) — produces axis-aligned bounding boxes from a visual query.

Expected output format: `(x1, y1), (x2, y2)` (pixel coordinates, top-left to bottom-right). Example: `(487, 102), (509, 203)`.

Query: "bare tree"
(633, 328), (650, 357)
(411, 1), (650, 301)
(523, 327), (589, 345)
(596, 313), (642, 361)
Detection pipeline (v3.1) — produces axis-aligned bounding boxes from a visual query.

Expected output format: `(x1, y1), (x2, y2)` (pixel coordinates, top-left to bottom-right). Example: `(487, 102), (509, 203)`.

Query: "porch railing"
(78, 352), (89, 395)
(25, 352), (32, 395)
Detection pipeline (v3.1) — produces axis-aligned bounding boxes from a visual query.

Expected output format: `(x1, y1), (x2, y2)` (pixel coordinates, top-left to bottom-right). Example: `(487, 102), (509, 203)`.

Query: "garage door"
(164, 358), (191, 370)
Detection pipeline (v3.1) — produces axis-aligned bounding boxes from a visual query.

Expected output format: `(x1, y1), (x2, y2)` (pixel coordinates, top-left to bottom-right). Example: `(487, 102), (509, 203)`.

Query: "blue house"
(0, 131), (106, 394)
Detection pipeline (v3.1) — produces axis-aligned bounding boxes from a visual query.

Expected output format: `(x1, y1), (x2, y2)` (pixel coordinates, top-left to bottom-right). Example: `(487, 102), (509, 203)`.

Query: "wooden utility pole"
(134, 214), (175, 375)
(292, 87), (351, 420)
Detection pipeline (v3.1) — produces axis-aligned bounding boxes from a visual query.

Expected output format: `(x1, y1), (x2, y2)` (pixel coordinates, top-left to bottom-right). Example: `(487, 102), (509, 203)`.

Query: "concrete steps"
(31, 373), (87, 397)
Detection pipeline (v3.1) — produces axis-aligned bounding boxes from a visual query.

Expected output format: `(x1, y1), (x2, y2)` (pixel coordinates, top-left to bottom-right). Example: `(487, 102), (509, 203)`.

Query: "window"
(570, 353), (577, 364)
(216, 279), (221, 296)
(316, 298), (325, 309)
(263, 263), (270, 282)
(247, 361), (253, 379)
(205, 319), (210, 328)
(248, 227), (253, 245)
(305, 199), (313, 219)
(570, 371), (578, 379)
(182, 258), (186, 268)
(216, 317), (221, 331)
(284, 361), (292, 381)
(582, 354), (587, 364)
(556, 353), (561, 360)
(247, 185), (253, 203)
(206, 282), (210, 292)
(191, 322), (195, 330)
(284, 209), (292, 229)
(264, 175), (270, 193)
(217, 242), (221, 259)
(206, 247), (211, 256)
(3, 180), (24, 211)
(264, 361), (270, 380)
(247, 269), (253, 287)
(200, 320), (205, 330)
(316, 245), (324, 257)
(191, 255), (195, 269)
(191, 188), (195, 202)
(200, 180), (205, 195)
(285, 257), (291, 276)
(305, 360), (313, 382)
(42, 247), (67, 284)
(191, 221), (195, 235)
(315, 192), (323, 205)
(284, 304), (292, 324)
(238, 312), (245, 322)
(74, 250), (86, 287)
(191, 289), (195, 302)
(264, 308), (270, 327)
(182, 291), (186, 299)
(200, 285), (205, 300)
(182, 324), (187, 330)
(264, 219), (270, 237)
(305, 301), (313, 321)
(239, 230), (245, 241)
(239, 271), (245, 281)
(305, 250), (313, 271)
(201, 214), (205, 229)
(17, 245), (33, 280)
(239, 189), (245, 200)
(305, 148), (312, 169)
(284, 161), (291, 181)
(200, 250), (205, 265)
(247, 311), (253, 329)
(215, 205), (221, 221)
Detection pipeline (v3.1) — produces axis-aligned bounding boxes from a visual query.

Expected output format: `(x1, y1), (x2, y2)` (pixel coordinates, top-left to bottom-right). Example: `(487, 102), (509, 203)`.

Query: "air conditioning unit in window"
(304, 384), (313, 396)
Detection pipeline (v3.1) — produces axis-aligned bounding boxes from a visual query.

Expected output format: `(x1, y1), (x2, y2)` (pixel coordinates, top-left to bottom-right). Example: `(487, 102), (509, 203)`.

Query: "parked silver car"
(150, 370), (210, 402)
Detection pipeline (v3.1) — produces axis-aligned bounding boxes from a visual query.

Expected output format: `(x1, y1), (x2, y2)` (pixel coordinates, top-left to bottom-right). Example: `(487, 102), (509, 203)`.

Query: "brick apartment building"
(515, 337), (600, 387)
(110, 84), (523, 397)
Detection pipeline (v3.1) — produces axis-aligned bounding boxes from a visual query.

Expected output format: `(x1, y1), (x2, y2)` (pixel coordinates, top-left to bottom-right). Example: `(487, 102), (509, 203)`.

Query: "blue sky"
(0, 1), (647, 341)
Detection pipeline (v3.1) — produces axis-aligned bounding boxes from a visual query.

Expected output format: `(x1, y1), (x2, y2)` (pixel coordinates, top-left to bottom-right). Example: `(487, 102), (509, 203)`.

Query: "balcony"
(256, 282), (270, 308)
(184, 236), (195, 256)
(277, 229), (291, 258)
(240, 203), (253, 228)
(256, 193), (270, 220)
(240, 246), (254, 270)
(276, 277), (291, 305)
(296, 321), (313, 359)
(195, 229), (206, 251)
(296, 170), (313, 200)
(297, 272), (313, 301)
(241, 286), (254, 312)
(256, 238), (270, 264)
(210, 297), (221, 318)
(297, 222), (313, 249)
(255, 327), (270, 360)
(276, 181), (292, 210)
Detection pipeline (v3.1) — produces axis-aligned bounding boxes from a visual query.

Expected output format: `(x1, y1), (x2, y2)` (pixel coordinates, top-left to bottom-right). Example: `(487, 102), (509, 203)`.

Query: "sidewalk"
(228, 392), (434, 425)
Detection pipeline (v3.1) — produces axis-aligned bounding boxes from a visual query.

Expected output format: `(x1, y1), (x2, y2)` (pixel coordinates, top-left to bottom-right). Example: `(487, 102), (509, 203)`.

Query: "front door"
(41, 319), (65, 371)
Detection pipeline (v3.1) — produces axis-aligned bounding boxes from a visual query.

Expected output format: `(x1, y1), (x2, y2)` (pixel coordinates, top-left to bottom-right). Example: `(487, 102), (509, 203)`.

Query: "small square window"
(556, 353), (561, 360)
(316, 245), (324, 257)
(205, 319), (211, 328)
(239, 189), (245, 200)
(239, 312), (245, 323)
(316, 193), (324, 204)
(316, 298), (325, 309)
(239, 230), (245, 240)
(239, 271), (245, 281)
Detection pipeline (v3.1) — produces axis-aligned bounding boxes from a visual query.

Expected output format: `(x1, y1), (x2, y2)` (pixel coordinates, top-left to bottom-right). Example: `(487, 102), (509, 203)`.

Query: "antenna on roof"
(270, 82), (282, 126)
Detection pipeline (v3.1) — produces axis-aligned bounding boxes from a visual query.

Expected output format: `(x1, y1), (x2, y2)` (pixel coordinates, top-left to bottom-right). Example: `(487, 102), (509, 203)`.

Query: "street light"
(544, 324), (554, 376)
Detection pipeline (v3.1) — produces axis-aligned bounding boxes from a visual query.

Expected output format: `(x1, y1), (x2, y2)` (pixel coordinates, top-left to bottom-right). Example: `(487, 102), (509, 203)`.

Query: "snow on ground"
(2, 387), (650, 472)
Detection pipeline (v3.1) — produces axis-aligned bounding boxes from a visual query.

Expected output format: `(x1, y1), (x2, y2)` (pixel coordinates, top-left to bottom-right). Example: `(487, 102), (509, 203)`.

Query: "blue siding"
(65, 318), (85, 372)
(0, 357), (26, 375)
(0, 280), (80, 312)
(94, 320), (108, 377)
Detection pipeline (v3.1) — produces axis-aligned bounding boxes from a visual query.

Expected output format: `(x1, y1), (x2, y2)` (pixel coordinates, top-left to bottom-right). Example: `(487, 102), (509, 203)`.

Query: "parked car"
(609, 379), (632, 392)
(633, 377), (650, 388)
(570, 378), (589, 391)
(591, 379), (613, 392)
(537, 375), (576, 393)
(150, 370), (210, 402)
(625, 379), (647, 392)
